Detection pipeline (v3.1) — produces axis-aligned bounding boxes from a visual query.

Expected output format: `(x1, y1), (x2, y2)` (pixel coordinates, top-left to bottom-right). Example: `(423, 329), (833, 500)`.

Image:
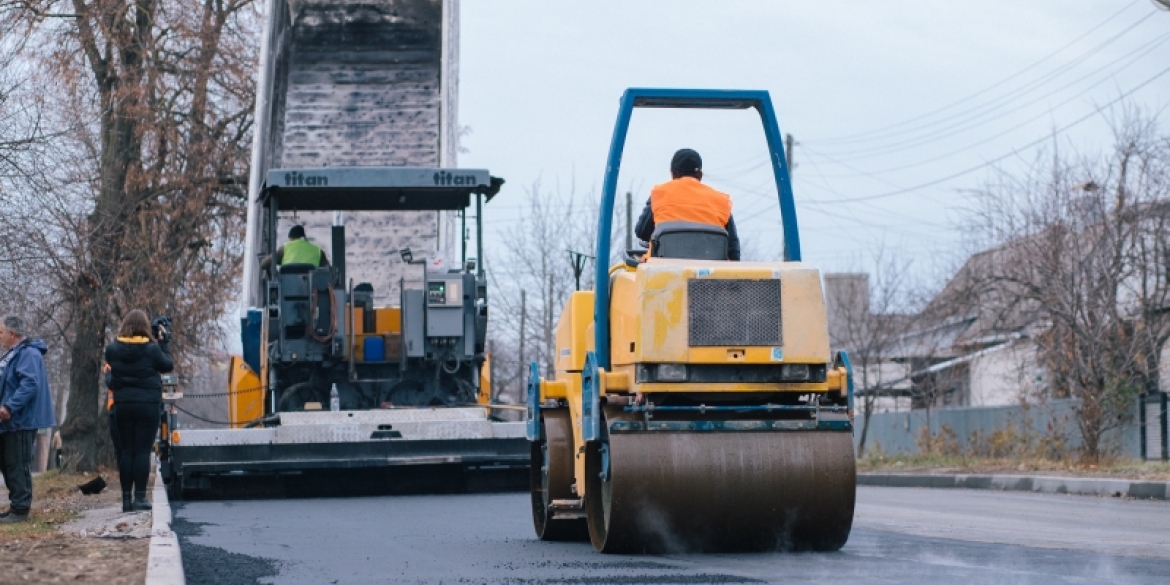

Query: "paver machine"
(161, 167), (529, 497)
(525, 88), (857, 553)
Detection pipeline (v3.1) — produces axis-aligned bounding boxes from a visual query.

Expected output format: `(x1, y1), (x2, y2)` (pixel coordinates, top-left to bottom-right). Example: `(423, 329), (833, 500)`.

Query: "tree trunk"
(60, 298), (111, 472)
(858, 399), (874, 457)
(59, 61), (139, 471)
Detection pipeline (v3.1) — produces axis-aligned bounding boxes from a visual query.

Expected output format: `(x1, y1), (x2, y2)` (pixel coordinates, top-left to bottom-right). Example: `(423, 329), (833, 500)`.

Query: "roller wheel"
(585, 422), (856, 553)
(530, 410), (589, 541)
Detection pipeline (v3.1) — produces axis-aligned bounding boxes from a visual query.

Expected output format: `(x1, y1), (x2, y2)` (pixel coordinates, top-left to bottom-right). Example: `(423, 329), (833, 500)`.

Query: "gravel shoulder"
(0, 469), (149, 585)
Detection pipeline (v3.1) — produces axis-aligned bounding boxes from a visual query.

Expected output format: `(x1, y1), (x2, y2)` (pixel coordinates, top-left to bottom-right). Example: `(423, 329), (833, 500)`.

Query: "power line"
(810, 31), (1170, 163)
(800, 64), (1170, 205)
(809, 2), (1148, 145)
(704, 7), (1164, 175)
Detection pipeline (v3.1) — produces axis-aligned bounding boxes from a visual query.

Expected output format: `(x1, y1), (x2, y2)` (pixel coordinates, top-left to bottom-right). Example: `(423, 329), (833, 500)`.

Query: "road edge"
(858, 472), (1170, 499)
(146, 462), (185, 585)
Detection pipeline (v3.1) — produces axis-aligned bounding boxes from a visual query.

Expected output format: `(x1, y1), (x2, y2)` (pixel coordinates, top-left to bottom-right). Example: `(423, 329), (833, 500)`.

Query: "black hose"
(243, 415), (281, 428)
(442, 350), (461, 375)
(174, 405), (264, 427)
(278, 381), (316, 412)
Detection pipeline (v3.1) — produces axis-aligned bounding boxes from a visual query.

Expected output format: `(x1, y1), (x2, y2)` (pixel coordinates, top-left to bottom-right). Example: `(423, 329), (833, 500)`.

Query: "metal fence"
(1140, 393), (1168, 461)
(856, 399), (1145, 460)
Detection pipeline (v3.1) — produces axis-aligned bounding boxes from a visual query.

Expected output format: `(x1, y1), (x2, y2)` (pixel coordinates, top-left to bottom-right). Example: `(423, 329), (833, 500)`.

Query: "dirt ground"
(858, 455), (1170, 481)
(0, 469), (149, 585)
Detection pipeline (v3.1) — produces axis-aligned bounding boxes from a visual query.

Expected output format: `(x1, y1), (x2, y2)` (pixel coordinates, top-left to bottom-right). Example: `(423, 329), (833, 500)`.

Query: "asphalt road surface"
(174, 486), (1170, 584)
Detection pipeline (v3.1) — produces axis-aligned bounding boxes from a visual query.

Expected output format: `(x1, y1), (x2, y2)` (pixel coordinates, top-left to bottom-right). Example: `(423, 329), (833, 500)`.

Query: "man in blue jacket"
(0, 315), (55, 522)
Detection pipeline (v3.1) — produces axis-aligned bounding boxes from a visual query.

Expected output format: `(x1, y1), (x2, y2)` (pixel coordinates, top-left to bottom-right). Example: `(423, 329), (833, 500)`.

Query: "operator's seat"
(277, 263), (316, 274)
(651, 222), (729, 261)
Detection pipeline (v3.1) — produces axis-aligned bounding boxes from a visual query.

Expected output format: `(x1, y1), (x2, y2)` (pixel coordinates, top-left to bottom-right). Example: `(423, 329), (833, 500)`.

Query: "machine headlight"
(657, 364), (688, 382)
(780, 364), (811, 381)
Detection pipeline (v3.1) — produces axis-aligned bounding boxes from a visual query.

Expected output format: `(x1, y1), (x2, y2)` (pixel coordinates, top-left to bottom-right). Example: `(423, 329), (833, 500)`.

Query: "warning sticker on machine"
(771, 348), (784, 361)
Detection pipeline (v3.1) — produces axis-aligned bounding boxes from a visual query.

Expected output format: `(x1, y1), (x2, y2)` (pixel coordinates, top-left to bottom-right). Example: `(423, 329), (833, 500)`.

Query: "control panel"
(427, 279), (461, 306)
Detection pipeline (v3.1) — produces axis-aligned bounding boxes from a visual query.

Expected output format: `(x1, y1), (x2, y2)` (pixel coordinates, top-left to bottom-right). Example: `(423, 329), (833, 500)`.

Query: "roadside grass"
(0, 469), (115, 541)
(857, 453), (1170, 481)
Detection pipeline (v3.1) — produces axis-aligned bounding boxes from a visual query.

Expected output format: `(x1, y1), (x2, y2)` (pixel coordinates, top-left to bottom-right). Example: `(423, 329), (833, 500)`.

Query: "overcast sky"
(458, 0), (1170, 282)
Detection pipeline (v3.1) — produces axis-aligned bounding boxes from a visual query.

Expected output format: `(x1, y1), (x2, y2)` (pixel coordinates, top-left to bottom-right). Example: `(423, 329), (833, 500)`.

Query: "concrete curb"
(145, 462), (185, 585)
(858, 472), (1170, 500)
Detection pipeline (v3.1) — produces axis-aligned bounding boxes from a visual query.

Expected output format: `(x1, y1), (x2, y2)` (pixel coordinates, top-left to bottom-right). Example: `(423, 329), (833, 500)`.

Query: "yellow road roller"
(525, 88), (856, 553)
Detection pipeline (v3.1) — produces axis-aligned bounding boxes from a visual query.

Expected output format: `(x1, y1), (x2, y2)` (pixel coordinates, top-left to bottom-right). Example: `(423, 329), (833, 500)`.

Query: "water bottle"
(330, 383), (340, 412)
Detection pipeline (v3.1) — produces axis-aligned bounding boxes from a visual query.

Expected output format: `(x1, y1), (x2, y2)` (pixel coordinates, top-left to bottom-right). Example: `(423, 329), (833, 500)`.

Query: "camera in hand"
(152, 316), (173, 342)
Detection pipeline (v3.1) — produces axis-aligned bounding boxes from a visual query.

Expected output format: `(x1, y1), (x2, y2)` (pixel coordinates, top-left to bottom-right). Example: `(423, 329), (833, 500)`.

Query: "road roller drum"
(585, 422), (856, 553)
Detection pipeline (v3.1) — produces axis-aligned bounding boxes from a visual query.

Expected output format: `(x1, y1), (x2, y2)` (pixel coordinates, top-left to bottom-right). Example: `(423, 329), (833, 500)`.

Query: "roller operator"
(634, 148), (741, 261)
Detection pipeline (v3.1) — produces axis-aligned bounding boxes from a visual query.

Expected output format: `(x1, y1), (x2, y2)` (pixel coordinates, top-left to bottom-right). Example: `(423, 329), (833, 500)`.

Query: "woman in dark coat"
(105, 310), (173, 512)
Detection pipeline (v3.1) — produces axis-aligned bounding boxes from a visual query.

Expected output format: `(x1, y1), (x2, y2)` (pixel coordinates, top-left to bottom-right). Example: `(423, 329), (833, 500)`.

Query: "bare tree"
(825, 251), (918, 456)
(966, 109), (1170, 461)
(486, 182), (595, 400)
(484, 179), (639, 403)
(1, 0), (257, 470)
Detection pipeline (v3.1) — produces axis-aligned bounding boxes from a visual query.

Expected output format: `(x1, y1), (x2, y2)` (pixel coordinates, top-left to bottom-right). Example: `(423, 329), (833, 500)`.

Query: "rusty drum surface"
(586, 430), (856, 553)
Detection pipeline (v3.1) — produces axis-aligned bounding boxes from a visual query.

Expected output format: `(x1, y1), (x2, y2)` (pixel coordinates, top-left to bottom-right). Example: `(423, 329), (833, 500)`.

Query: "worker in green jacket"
(262, 225), (330, 269)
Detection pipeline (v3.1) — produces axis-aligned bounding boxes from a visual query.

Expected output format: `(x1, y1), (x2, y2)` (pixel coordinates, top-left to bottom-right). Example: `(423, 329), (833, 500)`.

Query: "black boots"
(122, 489), (152, 512)
(132, 491), (152, 511)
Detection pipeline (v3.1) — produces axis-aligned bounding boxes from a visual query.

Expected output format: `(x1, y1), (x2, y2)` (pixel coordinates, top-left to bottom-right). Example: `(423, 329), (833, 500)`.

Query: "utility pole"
(785, 133), (796, 176)
(568, 250), (594, 291)
(518, 290), (526, 402)
(625, 191), (633, 251)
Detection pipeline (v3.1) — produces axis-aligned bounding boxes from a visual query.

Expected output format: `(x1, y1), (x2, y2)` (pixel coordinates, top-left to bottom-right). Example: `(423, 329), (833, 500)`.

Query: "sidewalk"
(859, 472), (1170, 499)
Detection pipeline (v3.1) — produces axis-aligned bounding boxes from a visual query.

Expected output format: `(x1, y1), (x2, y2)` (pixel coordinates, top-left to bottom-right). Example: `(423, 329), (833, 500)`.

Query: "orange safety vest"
(650, 177), (732, 229)
(644, 177), (732, 259)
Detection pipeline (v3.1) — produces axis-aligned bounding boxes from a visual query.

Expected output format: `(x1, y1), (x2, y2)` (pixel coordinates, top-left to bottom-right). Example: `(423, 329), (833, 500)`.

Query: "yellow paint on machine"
(611, 259), (831, 368)
(227, 356), (265, 428)
(374, 307), (402, 334)
(555, 292), (596, 373)
(478, 353), (492, 405)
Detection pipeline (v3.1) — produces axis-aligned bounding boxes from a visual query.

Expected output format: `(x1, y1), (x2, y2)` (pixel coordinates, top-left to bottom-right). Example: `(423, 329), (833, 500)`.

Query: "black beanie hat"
(670, 148), (702, 178)
(288, 225), (306, 239)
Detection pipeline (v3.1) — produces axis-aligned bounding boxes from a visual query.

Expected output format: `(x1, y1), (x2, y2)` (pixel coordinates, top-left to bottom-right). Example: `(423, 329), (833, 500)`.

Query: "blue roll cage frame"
(593, 88), (801, 369)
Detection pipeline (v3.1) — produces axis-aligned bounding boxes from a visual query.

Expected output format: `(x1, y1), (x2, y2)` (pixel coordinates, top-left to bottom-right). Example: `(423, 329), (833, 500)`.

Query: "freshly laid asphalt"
(174, 485), (1170, 584)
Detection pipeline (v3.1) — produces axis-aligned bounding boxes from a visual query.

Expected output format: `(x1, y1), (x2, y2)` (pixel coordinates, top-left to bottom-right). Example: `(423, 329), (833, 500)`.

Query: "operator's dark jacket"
(635, 201), (742, 260)
(104, 337), (173, 404)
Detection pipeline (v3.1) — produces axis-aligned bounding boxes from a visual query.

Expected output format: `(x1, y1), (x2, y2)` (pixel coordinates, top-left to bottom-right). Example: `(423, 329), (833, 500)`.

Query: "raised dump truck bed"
(243, 0), (463, 304)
